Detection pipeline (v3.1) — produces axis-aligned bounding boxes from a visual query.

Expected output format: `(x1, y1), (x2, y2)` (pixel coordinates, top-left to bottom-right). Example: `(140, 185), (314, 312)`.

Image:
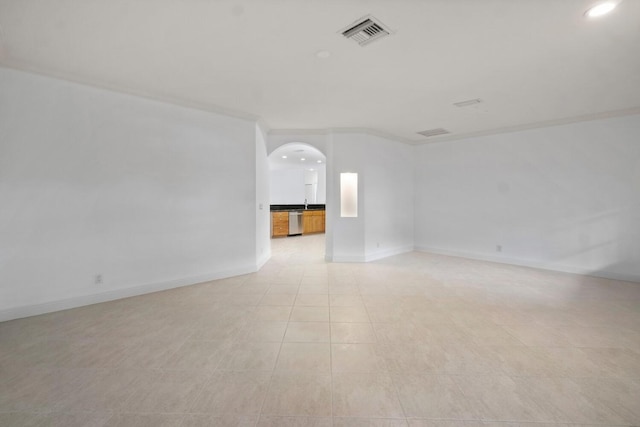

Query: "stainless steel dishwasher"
(288, 211), (303, 236)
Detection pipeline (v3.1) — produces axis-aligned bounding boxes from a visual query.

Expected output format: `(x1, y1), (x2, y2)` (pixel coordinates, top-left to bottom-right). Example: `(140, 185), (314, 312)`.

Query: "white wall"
(414, 114), (640, 282)
(0, 68), (263, 320)
(362, 134), (415, 261)
(255, 123), (271, 268)
(327, 132), (415, 262)
(270, 169), (305, 204)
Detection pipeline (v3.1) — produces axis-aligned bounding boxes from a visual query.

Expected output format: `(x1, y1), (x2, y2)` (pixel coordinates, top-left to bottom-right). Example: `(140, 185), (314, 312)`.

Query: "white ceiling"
(1, 0), (639, 144)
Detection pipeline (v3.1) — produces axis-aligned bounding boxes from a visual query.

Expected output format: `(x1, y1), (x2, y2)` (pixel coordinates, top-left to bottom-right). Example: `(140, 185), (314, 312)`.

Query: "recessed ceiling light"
(281, 155), (287, 159)
(317, 160), (322, 163)
(585, 1), (617, 17)
(309, 168), (314, 171)
(300, 158), (306, 161)
(316, 50), (331, 59)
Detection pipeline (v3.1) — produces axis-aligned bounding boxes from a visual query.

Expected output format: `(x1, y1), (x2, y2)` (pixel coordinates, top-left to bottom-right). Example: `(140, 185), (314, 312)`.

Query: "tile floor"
(1, 234), (640, 426)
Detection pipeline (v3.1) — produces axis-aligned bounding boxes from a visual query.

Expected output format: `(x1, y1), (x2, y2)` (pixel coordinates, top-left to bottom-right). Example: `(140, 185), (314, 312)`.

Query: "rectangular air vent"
(417, 128), (450, 138)
(341, 16), (391, 46)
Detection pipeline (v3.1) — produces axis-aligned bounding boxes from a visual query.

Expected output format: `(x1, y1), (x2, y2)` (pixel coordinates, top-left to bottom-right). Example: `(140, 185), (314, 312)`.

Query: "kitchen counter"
(270, 204), (325, 211)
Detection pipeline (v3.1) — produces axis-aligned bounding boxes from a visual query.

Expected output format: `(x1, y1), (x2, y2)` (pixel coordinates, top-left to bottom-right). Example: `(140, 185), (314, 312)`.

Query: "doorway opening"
(268, 143), (327, 258)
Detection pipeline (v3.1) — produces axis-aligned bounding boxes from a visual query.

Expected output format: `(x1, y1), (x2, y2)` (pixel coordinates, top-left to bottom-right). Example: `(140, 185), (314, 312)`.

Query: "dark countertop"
(271, 204), (325, 212)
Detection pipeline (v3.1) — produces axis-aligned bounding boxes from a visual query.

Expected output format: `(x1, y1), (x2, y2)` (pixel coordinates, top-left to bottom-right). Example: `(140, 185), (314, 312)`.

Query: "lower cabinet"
(272, 210), (325, 237)
(271, 212), (289, 237)
(303, 210), (325, 234)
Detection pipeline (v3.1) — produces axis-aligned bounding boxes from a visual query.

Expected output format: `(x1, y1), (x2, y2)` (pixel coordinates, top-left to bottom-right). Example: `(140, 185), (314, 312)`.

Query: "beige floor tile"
(114, 339), (183, 369)
(456, 324), (525, 346)
(295, 294), (329, 306)
(2, 234), (640, 423)
(266, 284), (300, 294)
(161, 340), (228, 371)
(570, 377), (640, 424)
(331, 323), (377, 343)
(276, 343), (331, 372)
(498, 323), (573, 347)
(437, 342), (503, 374)
(0, 412), (42, 427)
(333, 419), (408, 427)
(225, 294), (264, 306)
(578, 347), (640, 378)
(393, 373), (476, 419)
(0, 339), (74, 369)
(530, 346), (612, 378)
(62, 368), (151, 412)
(253, 305), (293, 321)
(261, 373), (332, 416)
(123, 369), (208, 413)
(188, 320), (247, 341)
(332, 372), (405, 417)
(284, 322), (330, 343)
(257, 416), (332, 426)
(376, 342), (442, 373)
(406, 421), (484, 427)
(300, 276), (329, 286)
(451, 375), (546, 422)
(330, 306), (370, 322)
(511, 376), (628, 424)
(329, 283), (360, 295)
(371, 323), (422, 344)
(190, 370), (271, 415)
(240, 321), (288, 342)
(104, 414), (183, 427)
(219, 342), (281, 371)
(329, 294), (365, 307)
(1, 411), (111, 427)
(491, 345), (562, 377)
(290, 306), (330, 322)
(182, 414), (258, 427)
(332, 343), (388, 373)
(261, 294), (297, 306)
(298, 284), (330, 294)
(27, 412), (113, 427)
(0, 368), (92, 411)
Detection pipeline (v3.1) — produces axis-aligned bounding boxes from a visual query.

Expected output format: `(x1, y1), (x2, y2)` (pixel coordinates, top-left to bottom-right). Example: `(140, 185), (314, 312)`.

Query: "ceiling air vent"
(341, 16), (391, 46)
(417, 128), (450, 138)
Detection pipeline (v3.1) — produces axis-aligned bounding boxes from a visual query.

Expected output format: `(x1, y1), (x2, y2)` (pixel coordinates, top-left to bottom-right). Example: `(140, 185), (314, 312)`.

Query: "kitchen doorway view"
(268, 143), (327, 254)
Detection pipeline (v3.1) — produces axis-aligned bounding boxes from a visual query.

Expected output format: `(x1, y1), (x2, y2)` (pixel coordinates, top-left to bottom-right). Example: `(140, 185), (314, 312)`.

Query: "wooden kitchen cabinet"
(271, 212), (289, 237)
(303, 210), (325, 234)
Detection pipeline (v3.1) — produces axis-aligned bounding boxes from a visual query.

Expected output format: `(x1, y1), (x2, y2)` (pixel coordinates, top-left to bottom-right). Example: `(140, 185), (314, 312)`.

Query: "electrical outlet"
(496, 245), (502, 252)
(95, 274), (103, 285)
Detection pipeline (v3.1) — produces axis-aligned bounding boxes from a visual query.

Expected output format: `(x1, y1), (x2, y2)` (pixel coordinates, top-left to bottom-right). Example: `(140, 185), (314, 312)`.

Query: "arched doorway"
(268, 143), (327, 256)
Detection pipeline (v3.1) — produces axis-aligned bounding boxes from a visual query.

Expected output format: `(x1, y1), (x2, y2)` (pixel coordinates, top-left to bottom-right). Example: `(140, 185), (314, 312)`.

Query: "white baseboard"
(0, 264), (259, 322)
(330, 254), (367, 263)
(256, 250), (272, 270)
(414, 245), (640, 283)
(365, 245), (414, 262)
(328, 245), (414, 263)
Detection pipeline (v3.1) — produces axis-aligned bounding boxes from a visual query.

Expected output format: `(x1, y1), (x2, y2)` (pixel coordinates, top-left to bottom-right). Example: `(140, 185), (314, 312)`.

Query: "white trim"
(255, 250), (271, 271)
(0, 264), (258, 322)
(418, 108), (640, 145)
(0, 62), (259, 123)
(330, 254), (367, 263)
(365, 245), (414, 262)
(327, 245), (413, 263)
(414, 245), (640, 284)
